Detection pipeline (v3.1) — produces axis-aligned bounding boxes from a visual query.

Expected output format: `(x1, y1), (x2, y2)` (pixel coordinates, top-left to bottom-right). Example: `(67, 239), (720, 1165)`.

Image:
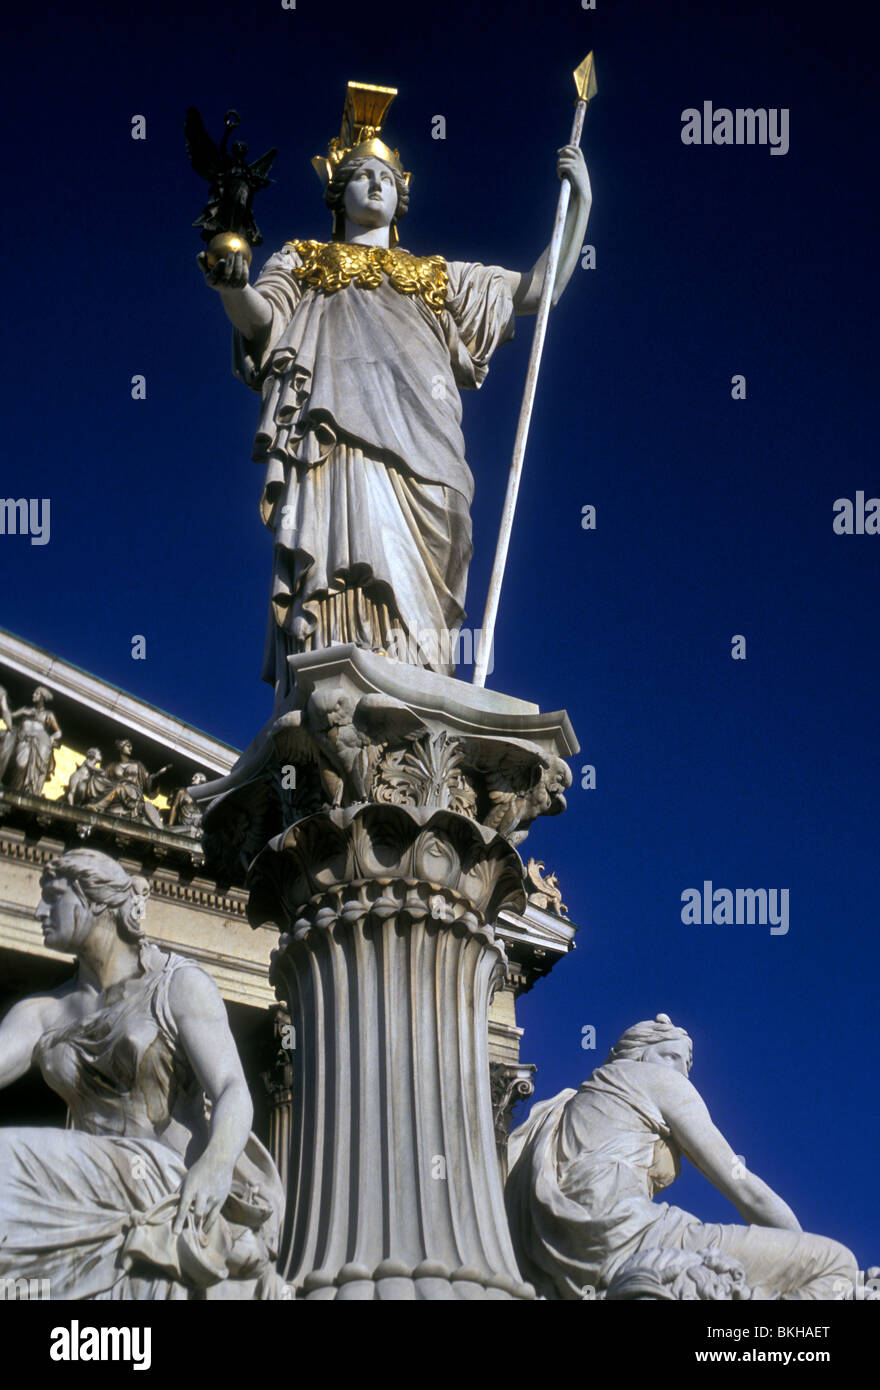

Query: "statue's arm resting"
(663, 1077), (801, 1231)
(0, 997), (46, 1089)
(170, 967), (253, 1180)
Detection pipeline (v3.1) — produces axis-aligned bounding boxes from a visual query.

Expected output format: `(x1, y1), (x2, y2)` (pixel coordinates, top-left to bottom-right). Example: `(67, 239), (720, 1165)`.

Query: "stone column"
(248, 803), (535, 1301)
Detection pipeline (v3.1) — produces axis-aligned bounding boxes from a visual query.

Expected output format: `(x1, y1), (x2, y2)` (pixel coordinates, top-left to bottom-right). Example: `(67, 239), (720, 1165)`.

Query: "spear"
(473, 53), (598, 688)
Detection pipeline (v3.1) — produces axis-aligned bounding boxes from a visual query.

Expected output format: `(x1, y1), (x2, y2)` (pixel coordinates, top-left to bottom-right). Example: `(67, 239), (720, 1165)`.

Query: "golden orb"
(204, 232), (253, 268)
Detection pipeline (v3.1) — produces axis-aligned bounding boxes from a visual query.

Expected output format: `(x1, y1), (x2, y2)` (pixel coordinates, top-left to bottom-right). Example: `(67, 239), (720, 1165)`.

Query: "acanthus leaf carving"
(372, 731), (478, 817)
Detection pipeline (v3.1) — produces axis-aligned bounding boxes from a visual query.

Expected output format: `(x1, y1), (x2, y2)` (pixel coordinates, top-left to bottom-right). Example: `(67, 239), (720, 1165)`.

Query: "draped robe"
(0, 945), (285, 1300)
(233, 244), (516, 694)
(505, 1061), (858, 1301)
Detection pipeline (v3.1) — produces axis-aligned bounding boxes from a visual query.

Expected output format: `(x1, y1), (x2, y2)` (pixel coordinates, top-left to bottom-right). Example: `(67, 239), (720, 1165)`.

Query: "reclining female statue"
(505, 1014), (860, 1300)
(0, 849), (285, 1299)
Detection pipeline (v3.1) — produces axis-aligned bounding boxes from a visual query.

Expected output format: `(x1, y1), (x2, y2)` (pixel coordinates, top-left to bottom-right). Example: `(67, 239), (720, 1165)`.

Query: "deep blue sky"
(4, 1), (878, 1261)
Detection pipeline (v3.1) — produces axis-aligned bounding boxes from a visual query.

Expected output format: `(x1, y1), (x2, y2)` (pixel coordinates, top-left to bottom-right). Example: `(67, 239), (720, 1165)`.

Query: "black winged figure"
(185, 107), (277, 247)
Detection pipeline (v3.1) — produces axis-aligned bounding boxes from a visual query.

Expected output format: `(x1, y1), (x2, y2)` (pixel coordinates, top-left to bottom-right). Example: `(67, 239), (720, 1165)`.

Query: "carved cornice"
(0, 788), (205, 866)
(148, 876), (248, 918)
(0, 829), (246, 918)
(495, 899), (579, 997)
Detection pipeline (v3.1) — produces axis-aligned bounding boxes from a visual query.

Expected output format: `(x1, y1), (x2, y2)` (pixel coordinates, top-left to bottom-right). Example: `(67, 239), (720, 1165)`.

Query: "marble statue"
(0, 849), (285, 1299)
(167, 772), (208, 834)
(65, 746), (105, 807)
(0, 684), (62, 797)
(505, 1014), (861, 1300)
(199, 82), (591, 695)
(88, 738), (171, 828)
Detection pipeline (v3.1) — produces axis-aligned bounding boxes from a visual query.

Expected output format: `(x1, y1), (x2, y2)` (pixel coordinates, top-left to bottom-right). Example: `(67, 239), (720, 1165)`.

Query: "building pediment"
(0, 626), (237, 867)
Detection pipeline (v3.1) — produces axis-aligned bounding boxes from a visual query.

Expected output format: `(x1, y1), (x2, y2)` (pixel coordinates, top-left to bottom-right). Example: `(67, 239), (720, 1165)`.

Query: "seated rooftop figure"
(0, 848), (284, 1300)
(505, 1013), (860, 1301)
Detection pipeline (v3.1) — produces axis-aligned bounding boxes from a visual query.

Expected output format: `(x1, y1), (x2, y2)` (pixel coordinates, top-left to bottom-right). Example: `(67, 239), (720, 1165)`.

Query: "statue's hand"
(197, 249), (250, 292)
(172, 1154), (235, 1234)
(557, 144), (591, 203)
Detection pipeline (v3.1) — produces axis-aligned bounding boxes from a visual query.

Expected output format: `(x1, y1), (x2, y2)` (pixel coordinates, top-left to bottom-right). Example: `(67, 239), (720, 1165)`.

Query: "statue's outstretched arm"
(169, 965), (254, 1234)
(0, 996), (48, 1090)
(657, 1069), (802, 1232)
(197, 249), (272, 347)
(504, 146), (592, 317)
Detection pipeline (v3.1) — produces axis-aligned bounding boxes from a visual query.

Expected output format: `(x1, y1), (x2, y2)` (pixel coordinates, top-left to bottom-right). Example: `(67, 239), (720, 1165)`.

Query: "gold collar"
(285, 240), (448, 314)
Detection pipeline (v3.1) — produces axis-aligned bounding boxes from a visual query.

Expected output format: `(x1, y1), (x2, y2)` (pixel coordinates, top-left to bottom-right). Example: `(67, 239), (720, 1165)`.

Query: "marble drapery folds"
(505, 1061), (859, 1301)
(0, 945), (285, 1300)
(233, 246), (516, 692)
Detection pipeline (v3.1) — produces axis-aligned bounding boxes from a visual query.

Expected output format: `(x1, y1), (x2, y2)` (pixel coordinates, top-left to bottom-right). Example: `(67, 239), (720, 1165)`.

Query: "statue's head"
(115, 738), (134, 759)
(325, 155), (410, 244)
(32, 686), (52, 708)
(85, 747), (101, 765)
(604, 1013), (693, 1076)
(191, 772), (207, 786)
(36, 849), (150, 954)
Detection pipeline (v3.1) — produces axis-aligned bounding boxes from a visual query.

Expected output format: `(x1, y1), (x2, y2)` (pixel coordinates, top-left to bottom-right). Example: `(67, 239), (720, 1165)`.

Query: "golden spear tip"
(573, 52), (598, 104)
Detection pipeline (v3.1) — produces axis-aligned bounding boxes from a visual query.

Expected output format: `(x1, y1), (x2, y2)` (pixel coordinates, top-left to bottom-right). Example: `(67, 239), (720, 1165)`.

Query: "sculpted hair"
(324, 156), (410, 241)
(604, 1013), (693, 1069)
(40, 848), (151, 942)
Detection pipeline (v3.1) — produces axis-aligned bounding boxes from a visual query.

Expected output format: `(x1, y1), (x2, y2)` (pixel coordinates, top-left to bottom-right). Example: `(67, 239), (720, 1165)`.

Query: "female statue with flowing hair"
(0, 849), (284, 1299)
(505, 1013), (861, 1300)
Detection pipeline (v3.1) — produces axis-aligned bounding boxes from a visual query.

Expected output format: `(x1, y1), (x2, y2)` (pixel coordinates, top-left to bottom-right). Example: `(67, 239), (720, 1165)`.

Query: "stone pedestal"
(201, 646), (578, 1301)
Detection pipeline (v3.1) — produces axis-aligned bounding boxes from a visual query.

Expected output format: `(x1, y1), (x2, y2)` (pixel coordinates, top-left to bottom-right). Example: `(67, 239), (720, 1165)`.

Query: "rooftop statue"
(87, 738), (171, 828)
(0, 684), (62, 798)
(197, 82), (591, 697)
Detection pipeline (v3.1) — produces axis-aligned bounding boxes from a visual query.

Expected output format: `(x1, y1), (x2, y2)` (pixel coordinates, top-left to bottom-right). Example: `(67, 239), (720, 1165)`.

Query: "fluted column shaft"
(248, 804), (535, 1301)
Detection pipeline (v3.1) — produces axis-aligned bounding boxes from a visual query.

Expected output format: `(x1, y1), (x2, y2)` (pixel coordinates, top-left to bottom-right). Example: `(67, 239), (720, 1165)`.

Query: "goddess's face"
(342, 158), (398, 229)
(642, 1037), (692, 1077)
(35, 879), (94, 954)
